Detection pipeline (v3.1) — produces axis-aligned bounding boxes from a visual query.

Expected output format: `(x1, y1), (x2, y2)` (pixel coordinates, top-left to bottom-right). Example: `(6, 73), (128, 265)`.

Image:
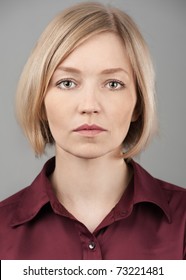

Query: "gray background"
(0, 0), (186, 201)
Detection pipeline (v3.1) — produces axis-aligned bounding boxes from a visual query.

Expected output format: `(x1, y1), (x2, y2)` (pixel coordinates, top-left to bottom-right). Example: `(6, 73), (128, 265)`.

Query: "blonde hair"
(16, 1), (157, 158)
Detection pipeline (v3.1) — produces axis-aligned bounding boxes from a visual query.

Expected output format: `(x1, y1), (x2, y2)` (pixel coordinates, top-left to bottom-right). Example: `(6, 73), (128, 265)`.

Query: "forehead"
(57, 32), (132, 75)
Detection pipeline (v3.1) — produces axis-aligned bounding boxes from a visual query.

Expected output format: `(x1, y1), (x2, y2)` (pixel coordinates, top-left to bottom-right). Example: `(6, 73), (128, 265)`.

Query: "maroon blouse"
(0, 157), (186, 260)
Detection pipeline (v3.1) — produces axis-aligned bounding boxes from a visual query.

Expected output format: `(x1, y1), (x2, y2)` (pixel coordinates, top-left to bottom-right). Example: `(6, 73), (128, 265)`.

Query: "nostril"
(81, 109), (99, 114)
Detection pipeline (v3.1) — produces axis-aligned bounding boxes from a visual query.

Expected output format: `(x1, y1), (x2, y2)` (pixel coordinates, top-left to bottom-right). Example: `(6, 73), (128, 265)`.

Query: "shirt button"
(88, 241), (96, 250)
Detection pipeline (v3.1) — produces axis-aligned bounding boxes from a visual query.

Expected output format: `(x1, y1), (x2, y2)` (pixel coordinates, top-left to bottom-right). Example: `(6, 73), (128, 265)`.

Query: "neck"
(50, 147), (132, 232)
(51, 148), (130, 198)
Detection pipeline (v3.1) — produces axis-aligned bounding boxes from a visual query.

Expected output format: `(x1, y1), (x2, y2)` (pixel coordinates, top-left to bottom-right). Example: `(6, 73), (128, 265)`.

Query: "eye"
(106, 80), (125, 91)
(56, 79), (77, 90)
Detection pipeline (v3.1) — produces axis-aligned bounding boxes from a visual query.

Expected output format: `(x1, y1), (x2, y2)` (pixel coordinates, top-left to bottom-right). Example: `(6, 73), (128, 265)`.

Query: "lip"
(73, 124), (107, 136)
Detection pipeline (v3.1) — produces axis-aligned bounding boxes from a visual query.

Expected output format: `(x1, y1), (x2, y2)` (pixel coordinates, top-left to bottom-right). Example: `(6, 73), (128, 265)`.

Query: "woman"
(0, 2), (185, 260)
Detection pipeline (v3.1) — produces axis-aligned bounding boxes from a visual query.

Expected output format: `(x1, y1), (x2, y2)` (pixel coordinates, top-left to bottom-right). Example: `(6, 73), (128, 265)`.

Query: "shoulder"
(131, 160), (186, 216)
(0, 187), (30, 225)
(156, 177), (186, 209)
(0, 187), (29, 207)
(0, 157), (55, 219)
(156, 176), (186, 194)
(132, 159), (186, 193)
(0, 158), (54, 229)
(0, 187), (30, 212)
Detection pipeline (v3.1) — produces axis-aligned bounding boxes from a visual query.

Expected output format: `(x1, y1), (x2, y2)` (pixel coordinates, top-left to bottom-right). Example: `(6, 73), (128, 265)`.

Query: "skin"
(44, 32), (137, 232)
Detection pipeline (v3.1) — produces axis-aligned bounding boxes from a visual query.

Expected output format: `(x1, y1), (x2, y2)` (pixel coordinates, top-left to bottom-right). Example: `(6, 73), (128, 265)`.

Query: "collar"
(10, 157), (171, 226)
(10, 158), (56, 227)
(130, 160), (171, 223)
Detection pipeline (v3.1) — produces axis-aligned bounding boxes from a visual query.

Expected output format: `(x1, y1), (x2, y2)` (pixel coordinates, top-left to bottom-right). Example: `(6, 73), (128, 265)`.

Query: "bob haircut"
(16, 1), (157, 159)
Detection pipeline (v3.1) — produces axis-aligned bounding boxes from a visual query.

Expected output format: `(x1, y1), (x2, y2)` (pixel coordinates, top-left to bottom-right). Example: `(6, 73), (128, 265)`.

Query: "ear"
(131, 109), (139, 122)
(40, 105), (48, 121)
(131, 103), (141, 122)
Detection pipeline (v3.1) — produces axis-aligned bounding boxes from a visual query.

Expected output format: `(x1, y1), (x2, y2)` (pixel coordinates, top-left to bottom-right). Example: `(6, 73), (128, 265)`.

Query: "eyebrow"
(57, 66), (81, 74)
(101, 67), (129, 76)
(57, 66), (129, 77)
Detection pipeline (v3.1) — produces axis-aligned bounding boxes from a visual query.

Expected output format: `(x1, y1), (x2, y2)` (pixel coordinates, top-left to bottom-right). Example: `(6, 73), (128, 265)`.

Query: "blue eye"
(56, 79), (77, 90)
(106, 80), (125, 90)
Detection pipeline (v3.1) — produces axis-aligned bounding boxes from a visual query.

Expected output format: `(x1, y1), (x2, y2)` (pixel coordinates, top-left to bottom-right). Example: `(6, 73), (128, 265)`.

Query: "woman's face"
(45, 32), (137, 159)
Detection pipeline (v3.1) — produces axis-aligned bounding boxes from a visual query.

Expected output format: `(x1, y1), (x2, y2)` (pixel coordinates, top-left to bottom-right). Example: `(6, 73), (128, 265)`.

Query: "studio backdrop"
(0, 0), (186, 200)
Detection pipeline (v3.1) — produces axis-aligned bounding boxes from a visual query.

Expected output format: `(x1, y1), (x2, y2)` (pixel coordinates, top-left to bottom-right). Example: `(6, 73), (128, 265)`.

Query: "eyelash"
(56, 79), (125, 91)
(105, 79), (125, 91)
(56, 79), (77, 90)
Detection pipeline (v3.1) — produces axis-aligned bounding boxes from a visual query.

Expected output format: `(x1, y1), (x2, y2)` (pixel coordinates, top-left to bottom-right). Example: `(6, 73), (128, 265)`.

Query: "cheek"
(113, 100), (136, 128)
(44, 96), (66, 131)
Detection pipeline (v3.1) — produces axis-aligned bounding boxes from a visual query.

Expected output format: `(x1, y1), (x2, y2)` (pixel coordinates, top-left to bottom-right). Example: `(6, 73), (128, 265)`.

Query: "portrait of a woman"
(0, 2), (185, 260)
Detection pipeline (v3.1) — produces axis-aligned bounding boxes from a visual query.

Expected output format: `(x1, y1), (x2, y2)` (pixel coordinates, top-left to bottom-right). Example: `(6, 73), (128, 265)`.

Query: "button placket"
(76, 223), (102, 259)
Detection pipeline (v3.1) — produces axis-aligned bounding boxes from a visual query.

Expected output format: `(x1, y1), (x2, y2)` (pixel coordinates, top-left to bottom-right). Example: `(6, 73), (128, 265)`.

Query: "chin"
(73, 150), (105, 160)
(57, 142), (121, 159)
(70, 145), (118, 160)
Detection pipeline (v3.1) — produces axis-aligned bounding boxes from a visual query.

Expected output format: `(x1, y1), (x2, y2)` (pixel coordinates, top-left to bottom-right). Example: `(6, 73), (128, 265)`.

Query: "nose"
(78, 87), (101, 115)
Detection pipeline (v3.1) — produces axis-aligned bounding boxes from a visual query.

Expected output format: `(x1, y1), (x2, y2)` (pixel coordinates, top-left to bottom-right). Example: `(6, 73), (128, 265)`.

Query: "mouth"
(73, 124), (107, 136)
